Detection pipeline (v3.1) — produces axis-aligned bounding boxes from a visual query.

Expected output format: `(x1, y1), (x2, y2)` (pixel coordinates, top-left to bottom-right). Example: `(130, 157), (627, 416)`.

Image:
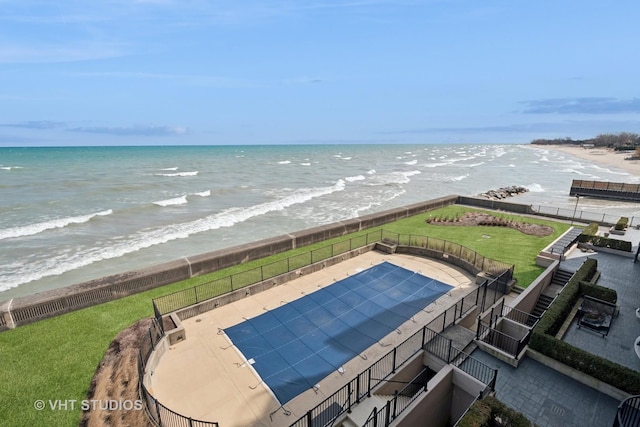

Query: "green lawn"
(0, 206), (569, 426)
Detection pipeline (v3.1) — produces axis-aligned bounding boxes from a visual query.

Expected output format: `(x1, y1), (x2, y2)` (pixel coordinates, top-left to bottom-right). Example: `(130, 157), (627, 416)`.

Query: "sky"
(1, 0), (640, 146)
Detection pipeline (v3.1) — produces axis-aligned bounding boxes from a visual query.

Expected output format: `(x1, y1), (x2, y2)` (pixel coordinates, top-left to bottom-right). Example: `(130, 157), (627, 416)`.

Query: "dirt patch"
(426, 212), (554, 236)
(80, 318), (153, 427)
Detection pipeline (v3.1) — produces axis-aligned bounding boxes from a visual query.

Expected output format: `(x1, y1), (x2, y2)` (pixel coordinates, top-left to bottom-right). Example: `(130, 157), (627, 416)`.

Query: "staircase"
(530, 269), (574, 320)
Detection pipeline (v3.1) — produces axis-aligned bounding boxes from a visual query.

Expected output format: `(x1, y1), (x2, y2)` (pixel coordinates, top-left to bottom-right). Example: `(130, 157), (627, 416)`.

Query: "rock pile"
(477, 186), (529, 200)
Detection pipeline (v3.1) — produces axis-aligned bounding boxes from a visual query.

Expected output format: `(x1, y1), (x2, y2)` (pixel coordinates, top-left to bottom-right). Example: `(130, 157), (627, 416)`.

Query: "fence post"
(368, 368), (372, 397)
(384, 400), (391, 427)
(421, 326), (426, 348)
(447, 339), (452, 363)
(392, 391), (398, 418)
(347, 381), (353, 413)
(356, 373), (361, 403)
(392, 347), (397, 373)
(155, 399), (162, 425)
(306, 410), (313, 426)
(442, 310), (447, 333)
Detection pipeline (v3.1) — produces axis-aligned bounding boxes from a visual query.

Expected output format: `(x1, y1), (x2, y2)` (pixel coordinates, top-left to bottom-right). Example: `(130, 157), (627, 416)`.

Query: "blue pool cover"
(223, 261), (453, 404)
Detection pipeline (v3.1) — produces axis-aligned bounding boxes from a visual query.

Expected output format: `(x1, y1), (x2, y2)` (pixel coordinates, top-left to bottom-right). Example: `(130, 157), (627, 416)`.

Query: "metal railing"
(153, 231), (514, 323)
(531, 204), (637, 227)
(362, 368), (431, 427)
(475, 300), (538, 360)
(152, 231), (382, 317)
(615, 395), (640, 427)
(138, 319), (219, 427)
(289, 281), (503, 427)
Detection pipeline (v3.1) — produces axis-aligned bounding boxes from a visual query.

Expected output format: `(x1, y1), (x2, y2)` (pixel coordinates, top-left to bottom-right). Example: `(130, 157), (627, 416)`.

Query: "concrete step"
(341, 395), (387, 427)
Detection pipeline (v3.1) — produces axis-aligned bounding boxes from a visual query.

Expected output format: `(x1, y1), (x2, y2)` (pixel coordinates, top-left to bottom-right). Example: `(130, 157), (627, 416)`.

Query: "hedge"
(615, 217), (629, 231)
(582, 222), (599, 236)
(457, 395), (535, 427)
(530, 258), (640, 394)
(577, 234), (633, 252)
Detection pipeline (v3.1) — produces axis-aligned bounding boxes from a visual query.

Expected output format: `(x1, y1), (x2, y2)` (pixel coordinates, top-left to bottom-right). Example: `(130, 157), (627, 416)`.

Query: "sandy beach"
(542, 144), (640, 177)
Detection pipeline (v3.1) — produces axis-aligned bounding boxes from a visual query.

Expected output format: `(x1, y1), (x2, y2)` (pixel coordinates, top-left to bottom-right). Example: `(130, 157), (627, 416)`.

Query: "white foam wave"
(590, 165), (629, 176)
(301, 163), (311, 166)
(153, 196), (188, 206)
(367, 169), (376, 175)
(0, 180), (347, 291)
(160, 167), (179, 171)
(451, 174), (468, 182)
(1, 166), (23, 171)
(278, 160), (291, 165)
(155, 171), (198, 177)
(367, 170), (420, 186)
(466, 162), (485, 168)
(404, 159), (418, 165)
(525, 183), (545, 192)
(340, 157), (352, 160)
(562, 168), (591, 176)
(0, 210), (113, 241)
(193, 190), (211, 197)
(345, 175), (365, 182)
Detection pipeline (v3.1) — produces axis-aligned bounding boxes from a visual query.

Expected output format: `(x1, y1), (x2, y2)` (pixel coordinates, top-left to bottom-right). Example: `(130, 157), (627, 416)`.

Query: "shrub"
(615, 217), (629, 231)
(582, 222), (599, 236)
(579, 281), (617, 303)
(457, 395), (534, 427)
(577, 235), (633, 252)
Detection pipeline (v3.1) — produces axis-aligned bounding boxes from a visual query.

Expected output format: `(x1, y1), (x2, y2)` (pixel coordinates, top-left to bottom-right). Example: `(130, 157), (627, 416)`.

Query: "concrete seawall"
(0, 195), (459, 331)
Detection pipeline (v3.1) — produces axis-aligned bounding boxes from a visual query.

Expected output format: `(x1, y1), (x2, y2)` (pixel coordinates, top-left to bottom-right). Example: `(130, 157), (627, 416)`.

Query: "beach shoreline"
(541, 144), (640, 177)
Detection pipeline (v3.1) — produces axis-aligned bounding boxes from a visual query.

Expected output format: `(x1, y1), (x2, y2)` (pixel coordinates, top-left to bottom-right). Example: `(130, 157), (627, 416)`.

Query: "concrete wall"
(0, 196), (458, 331)
(511, 261), (557, 314)
(375, 352), (426, 396)
(395, 366), (453, 427)
(456, 196), (537, 214)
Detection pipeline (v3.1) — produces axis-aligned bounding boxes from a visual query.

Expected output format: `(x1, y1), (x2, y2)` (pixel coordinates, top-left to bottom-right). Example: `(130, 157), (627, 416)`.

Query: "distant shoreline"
(541, 144), (640, 177)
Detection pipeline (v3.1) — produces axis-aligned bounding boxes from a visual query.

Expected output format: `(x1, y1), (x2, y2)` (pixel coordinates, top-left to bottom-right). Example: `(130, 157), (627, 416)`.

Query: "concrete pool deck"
(148, 250), (477, 427)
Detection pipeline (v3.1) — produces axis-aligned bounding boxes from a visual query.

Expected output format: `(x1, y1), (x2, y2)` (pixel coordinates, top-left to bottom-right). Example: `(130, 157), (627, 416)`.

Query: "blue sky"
(1, 0), (639, 146)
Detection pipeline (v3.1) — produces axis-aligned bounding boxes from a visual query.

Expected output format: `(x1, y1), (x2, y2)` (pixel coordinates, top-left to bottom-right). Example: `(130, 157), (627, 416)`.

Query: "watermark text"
(34, 399), (143, 411)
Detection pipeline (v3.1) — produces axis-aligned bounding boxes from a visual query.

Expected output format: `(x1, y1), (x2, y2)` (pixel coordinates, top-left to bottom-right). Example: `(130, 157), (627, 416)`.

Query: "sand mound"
(80, 318), (153, 427)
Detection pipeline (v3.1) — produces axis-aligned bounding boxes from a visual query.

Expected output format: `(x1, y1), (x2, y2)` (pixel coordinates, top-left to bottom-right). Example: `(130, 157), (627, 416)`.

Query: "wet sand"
(541, 144), (640, 177)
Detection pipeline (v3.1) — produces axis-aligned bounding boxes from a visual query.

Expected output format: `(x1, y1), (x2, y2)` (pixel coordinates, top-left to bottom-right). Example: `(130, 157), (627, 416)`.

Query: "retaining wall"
(0, 195), (458, 331)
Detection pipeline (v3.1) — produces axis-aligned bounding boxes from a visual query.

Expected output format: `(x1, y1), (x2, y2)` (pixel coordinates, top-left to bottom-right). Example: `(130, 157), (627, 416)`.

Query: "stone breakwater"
(477, 186), (529, 200)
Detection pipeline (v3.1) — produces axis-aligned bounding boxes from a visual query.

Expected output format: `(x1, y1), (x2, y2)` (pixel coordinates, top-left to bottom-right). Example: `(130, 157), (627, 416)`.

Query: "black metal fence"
(531, 204), (637, 227)
(138, 319), (219, 427)
(152, 231), (382, 317)
(475, 300), (538, 360)
(289, 281), (502, 427)
(153, 230), (514, 323)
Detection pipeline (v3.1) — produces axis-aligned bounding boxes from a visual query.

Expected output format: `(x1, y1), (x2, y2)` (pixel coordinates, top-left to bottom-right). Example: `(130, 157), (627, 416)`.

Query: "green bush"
(579, 281), (617, 303)
(457, 395), (534, 427)
(581, 222), (599, 236)
(577, 235), (633, 252)
(615, 217), (629, 231)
